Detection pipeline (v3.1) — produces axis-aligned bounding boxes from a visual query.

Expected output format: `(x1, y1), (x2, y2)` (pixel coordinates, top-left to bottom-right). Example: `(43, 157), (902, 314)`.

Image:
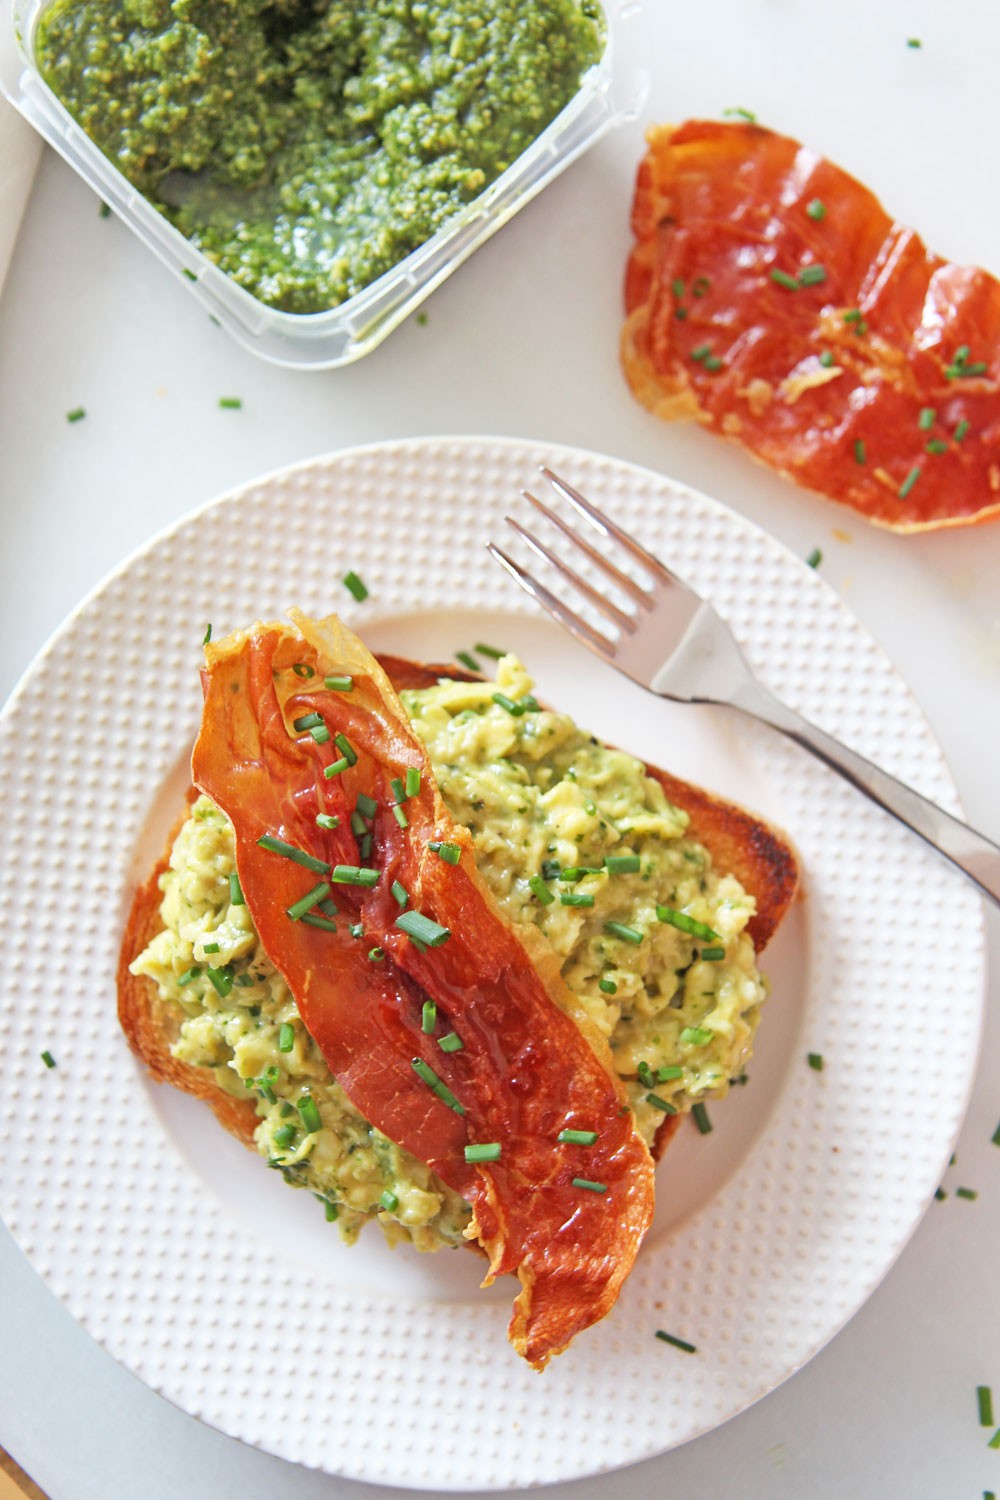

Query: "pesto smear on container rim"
(132, 655), (768, 1254)
(35, 0), (605, 313)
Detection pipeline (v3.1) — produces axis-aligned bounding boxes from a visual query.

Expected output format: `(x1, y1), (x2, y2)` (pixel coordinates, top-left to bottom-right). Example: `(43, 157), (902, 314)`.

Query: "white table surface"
(2, 2), (999, 1496)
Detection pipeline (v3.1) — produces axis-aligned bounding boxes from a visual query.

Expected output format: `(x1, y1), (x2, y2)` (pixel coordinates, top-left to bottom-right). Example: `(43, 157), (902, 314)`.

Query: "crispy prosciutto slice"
(191, 612), (655, 1369)
(623, 119), (1000, 531)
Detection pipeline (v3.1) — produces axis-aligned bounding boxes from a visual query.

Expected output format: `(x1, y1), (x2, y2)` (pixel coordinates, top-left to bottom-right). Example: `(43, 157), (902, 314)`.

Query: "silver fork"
(489, 466), (1000, 908)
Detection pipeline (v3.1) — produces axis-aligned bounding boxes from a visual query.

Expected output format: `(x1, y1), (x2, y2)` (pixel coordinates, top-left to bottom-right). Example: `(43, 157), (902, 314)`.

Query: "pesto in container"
(35, 0), (604, 313)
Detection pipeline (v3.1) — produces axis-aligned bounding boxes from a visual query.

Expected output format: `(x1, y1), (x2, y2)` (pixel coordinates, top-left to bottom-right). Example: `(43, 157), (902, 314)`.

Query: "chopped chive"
(819, 350), (835, 367)
(300, 913), (338, 932)
(540, 858), (561, 880)
(798, 264), (827, 286)
(646, 1092), (677, 1114)
(278, 1022), (295, 1053)
(806, 198), (826, 221)
(421, 1001), (437, 1034)
(297, 1094), (322, 1133)
(368, 946), (385, 962)
(455, 650), (480, 672)
(906, 36), (921, 47)
(206, 966), (234, 998)
(699, 946), (726, 961)
(331, 864), (379, 886)
(317, 898), (338, 916)
(605, 853), (640, 874)
(528, 874), (555, 905)
(465, 1142), (501, 1163)
(989, 1431), (1000, 1451)
(392, 804), (409, 829)
(202, 942), (220, 954)
(854, 438), (867, 464)
(656, 905), (720, 941)
(41, 1050), (56, 1069)
(657, 1065), (683, 1081)
(391, 880), (409, 908)
(474, 642), (506, 659)
(333, 732), (357, 766)
(655, 1330), (697, 1353)
(411, 1057), (465, 1115)
(955, 418), (970, 441)
(598, 977), (617, 995)
(66, 407), (86, 422)
(979, 1387), (995, 1427)
(680, 1026), (713, 1047)
(956, 1186), (978, 1200)
(925, 439), (949, 455)
(692, 1102), (713, 1135)
(343, 571), (369, 602)
(396, 910), (450, 946)
(671, 277), (686, 298)
(379, 1189), (399, 1211)
(323, 757), (349, 778)
(560, 866), (602, 881)
(992, 1121), (1000, 1146)
(934, 1186), (947, 1200)
(324, 1199), (339, 1221)
(898, 465), (921, 499)
(350, 810), (367, 836)
(691, 343), (712, 362)
(918, 407), (936, 430)
(431, 841), (461, 865)
(946, 361), (988, 379)
(390, 776), (405, 802)
(604, 920), (644, 944)
(770, 268), (800, 291)
(177, 967), (200, 987)
(274, 1124), (297, 1149)
(310, 724), (330, 743)
(202, 623), (212, 645)
(219, 397), (242, 410)
(228, 870), (244, 905)
(692, 276), (711, 297)
(257, 834), (329, 875)
(723, 106), (756, 122)
(806, 547), (823, 568)
(572, 1178), (608, 1193)
(703, 355), (725, 372)
(355, 792), (377, 819)
(559, 1128), (599, 1145)
(99, 201), (111, 218)
(955, 344), (971, 363)
(843, 308), (862, 323)
(807, 1052), (824, 1071)
(492, 691), (525, 716)
(349, 922), (364, 938)
(637, 1060), (655, 1089)
(324, 674), (353, 691)
(675, 305), (688, 321)
(286, 880), (332, 921)
(294, 665), (315, 682)
(235, 973), (254, 988)
(560, 891), (595, 908)
(359, 829), (372, 857)
(405, 767), (421, 798)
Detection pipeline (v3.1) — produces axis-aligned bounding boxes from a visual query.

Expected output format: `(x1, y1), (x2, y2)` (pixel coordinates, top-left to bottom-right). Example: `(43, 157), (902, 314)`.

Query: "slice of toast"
(118, 655), (798, 1170)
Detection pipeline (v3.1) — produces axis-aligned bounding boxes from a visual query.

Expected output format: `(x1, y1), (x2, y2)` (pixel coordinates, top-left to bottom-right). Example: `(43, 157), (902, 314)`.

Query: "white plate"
(0, 437), (984, 1490)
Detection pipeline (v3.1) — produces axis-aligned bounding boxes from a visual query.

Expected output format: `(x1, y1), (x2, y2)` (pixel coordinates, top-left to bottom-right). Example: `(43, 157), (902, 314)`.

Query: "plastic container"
(0, 0), (648, 369)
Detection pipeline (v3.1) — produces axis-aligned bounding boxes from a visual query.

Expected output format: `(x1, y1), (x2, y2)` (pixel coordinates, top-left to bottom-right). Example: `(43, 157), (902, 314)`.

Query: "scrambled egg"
(132, 656), (766, 1250)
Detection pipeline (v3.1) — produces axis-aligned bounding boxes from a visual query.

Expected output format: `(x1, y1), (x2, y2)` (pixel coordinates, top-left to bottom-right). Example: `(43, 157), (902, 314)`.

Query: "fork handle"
(729, 678), (1000, 907)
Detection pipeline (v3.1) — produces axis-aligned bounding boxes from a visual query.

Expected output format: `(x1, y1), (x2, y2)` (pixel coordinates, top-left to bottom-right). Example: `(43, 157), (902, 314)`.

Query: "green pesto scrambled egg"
(132, 656), (766, 1251)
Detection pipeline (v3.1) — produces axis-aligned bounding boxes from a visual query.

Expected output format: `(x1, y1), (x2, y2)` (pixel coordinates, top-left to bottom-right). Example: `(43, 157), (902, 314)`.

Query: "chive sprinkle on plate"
(655, 1329), (697, 1353)
(66, 407), (86, 423)
(218, 397), (242, 410)
(342, 570), (369, 602)
(978, 1386), (994, 1427)
(40, 1050), (56, 1069)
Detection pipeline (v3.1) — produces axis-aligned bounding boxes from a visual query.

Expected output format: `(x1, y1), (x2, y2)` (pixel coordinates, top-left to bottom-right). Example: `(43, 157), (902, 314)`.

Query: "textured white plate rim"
(0, 435), (986, 1491)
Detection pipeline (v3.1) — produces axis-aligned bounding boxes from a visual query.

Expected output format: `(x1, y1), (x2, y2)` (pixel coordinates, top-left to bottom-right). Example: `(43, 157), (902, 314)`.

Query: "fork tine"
(540, 467), (674, 586)
(504, 516), (637, 635)
(521, 490), (654, 611)
(486, 543), (616, 659)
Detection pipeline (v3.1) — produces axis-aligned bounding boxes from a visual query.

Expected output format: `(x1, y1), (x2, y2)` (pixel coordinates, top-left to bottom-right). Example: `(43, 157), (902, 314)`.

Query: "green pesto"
(36, 0), (604, 313)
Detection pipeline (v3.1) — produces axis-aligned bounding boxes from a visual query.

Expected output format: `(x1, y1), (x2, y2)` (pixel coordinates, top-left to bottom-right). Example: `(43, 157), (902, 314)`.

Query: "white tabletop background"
(2, 1), (999, 1496)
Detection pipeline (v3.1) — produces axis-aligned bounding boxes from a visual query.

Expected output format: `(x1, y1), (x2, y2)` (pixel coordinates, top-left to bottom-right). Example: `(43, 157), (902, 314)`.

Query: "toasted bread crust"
(118, 654), (796, 1172)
